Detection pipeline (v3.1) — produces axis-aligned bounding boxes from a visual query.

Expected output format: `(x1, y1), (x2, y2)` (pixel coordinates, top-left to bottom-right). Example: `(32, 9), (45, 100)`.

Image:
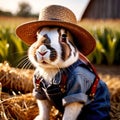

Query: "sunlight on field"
(79, 19), (120, 32)
(0, 16), (37, 28)
(0, 16), (120, 31)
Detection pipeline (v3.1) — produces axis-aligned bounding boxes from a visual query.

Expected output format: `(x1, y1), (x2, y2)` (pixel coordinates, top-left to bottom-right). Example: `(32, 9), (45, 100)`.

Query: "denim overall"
(33, 60), (110, 120)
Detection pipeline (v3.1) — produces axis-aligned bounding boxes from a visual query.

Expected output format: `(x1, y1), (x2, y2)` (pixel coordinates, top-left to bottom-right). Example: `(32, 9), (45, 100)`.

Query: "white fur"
(29, 27), (79, 69)
(34, 100), (51, 120)
(61, 41), (79, 68)
(35, 100), (83, 120)
(28, 27), (83, 120)
(34, 67), (58, 84)
(63, 102), (83, 120)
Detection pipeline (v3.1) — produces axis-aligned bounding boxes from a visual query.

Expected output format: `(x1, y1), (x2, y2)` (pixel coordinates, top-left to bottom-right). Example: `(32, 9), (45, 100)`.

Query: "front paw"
(34, 115), (48, 120)
(34, 115), (42, 120)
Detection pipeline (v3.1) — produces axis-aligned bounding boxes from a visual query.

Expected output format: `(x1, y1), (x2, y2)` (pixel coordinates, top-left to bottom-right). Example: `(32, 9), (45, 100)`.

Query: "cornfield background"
(0, 16), (120, 120)
(0, 17), (120, 66)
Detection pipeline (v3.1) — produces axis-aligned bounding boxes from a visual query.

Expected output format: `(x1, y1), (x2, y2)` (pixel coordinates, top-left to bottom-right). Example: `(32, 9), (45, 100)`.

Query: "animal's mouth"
(41, 61), (47, 64)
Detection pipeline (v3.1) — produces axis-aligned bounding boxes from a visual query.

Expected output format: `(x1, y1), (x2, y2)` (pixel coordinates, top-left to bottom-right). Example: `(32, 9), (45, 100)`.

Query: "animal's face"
(28, 27), (79, 68)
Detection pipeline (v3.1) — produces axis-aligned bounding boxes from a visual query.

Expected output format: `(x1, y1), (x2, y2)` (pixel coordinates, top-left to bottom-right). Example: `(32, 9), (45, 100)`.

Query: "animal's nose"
(39, 51), (47, 56)
(38, 45), (47, 56)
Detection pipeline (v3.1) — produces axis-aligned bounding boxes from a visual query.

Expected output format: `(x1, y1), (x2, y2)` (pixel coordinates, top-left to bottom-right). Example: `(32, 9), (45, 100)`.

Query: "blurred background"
(0, 0), (120, 67)
(0, 1), (120, 120)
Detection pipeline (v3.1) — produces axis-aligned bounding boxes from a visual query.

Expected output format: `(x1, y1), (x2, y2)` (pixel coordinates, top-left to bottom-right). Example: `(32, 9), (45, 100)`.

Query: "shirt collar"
(52, 59), (83, 85)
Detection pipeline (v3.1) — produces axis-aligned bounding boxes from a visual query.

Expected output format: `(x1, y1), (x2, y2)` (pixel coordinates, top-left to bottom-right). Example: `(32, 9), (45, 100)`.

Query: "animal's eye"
(61, 34), (67, 42)
(62, 34), (67, 38)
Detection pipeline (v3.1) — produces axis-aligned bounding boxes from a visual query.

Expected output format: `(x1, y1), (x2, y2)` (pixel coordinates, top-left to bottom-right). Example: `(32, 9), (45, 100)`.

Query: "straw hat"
(16, 5), (96, 56)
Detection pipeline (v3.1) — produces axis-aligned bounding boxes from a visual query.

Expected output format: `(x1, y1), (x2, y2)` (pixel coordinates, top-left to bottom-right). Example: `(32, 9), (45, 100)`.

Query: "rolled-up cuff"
(62, 93), (88, 106)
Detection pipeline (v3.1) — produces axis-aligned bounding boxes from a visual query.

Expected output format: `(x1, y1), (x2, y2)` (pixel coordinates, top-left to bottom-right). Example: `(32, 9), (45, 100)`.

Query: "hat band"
(49, 18), (61, 21)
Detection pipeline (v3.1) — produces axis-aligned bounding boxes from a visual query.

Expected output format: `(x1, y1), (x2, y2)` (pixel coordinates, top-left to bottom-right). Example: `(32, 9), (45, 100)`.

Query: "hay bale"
(110, 88), (120, 119)
(0, 62), (34, 93)
(0, 62), (120, 119)
(0, 93), (38, 120)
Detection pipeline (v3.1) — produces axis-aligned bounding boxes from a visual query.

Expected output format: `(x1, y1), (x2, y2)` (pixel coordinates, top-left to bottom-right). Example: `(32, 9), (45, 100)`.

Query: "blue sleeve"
(62, 66), (95, 106)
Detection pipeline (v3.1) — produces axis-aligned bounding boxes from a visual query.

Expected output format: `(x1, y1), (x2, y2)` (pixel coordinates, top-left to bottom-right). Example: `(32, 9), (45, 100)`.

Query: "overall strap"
(60, 53), (100, 100)
(79, 53), (100, 99)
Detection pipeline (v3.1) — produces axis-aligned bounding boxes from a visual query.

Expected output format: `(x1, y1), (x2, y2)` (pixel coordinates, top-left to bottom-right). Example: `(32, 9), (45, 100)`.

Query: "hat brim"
(16, 20), (96, 56)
